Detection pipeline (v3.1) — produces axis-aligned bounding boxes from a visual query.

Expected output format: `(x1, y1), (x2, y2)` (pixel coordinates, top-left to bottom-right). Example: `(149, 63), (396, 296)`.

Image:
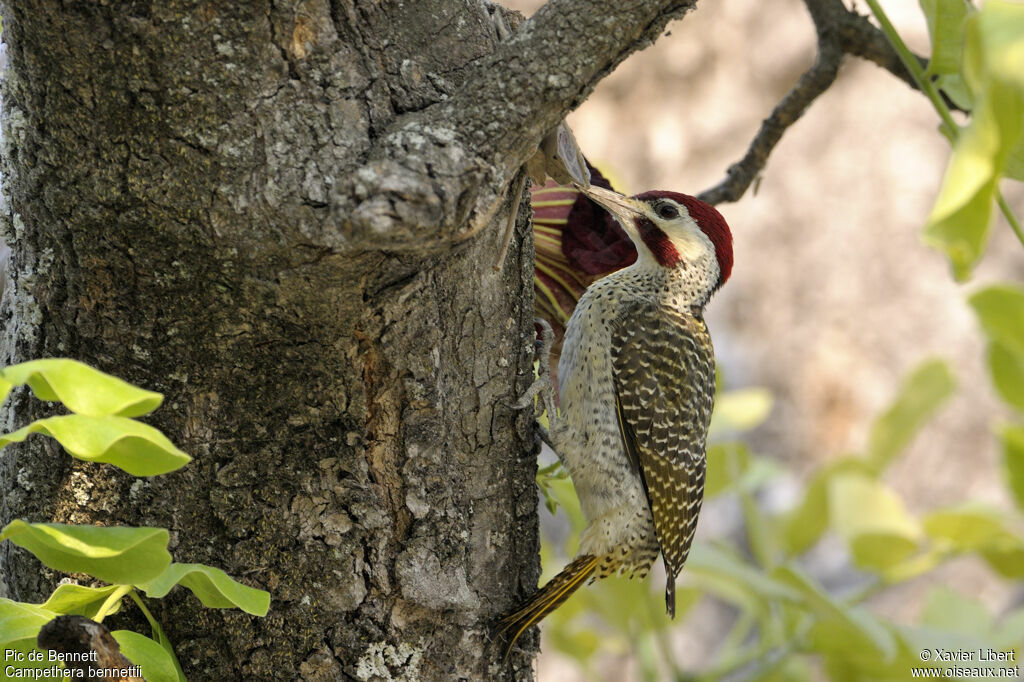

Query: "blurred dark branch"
(698, 0), (959, 205)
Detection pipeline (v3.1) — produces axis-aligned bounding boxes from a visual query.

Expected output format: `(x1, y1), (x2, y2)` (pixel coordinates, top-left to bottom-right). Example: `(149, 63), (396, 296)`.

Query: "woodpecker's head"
(579, 184), (733, 295)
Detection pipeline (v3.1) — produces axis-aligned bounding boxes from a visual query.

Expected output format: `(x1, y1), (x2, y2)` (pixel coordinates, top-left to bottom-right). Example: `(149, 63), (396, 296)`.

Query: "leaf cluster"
(0, 360), (270, 682)
(899, 0), (1024, 278)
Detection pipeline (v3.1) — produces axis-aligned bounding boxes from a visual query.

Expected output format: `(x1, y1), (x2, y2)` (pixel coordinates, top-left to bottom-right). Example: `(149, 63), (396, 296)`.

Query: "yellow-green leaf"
(0, 598), (57, 647)
(924, 504), (1024, 578)
(0, 599), (61, 682)
(924, 2), (1024, 280)
(0, 521), (171, 585)
(0, 415), (190, 476)
(1003, 426), (1024, 513)
(937, 73), (975, 111)
(969, 284), (1024, 357)
(828, 474), (921, 572)
(546, 476), (586, 539)
(0, 359), (162, 417)
(920, 0), (971, 75)
(921, 586), (992, 638)
(923, 111), (1005, 281)
(0, 642), (62, 681)
(775, 565), (897, 661)
(995, 607), (1024, 651)
(781, 457), (870, 556)
(1006, 135), (1024, 180)
(705, 442), (781, 499)
(112, 630), (181, 682)
(865, 359), (955, 474)
(709, 388), (773, 436)
(139, 563), (270, 616)
(687, 544), (802, 606)
(988, 342), (1024, 412)
(40, 584), (122, 619)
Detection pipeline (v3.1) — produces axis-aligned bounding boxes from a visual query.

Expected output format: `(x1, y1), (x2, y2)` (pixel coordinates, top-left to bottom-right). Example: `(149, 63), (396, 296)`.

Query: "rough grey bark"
(0, 0), (693, 679)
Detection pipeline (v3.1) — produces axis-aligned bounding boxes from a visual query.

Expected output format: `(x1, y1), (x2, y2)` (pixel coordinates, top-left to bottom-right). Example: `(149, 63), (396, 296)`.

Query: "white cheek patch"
(668, 223), (716, 263)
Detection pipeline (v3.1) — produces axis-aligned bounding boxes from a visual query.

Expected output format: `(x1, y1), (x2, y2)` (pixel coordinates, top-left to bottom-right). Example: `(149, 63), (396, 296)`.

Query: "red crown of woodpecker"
(633, 190), (733, 288)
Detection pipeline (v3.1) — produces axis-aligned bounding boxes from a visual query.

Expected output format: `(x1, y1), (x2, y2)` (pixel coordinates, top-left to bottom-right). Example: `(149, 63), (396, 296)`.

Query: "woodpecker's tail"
(496, 554), (599, 660)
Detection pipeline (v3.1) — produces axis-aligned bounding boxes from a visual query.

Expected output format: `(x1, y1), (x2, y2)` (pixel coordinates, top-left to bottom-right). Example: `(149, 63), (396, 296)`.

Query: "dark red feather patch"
(634, 191), (733, 287)
(636, 217), (682, 268)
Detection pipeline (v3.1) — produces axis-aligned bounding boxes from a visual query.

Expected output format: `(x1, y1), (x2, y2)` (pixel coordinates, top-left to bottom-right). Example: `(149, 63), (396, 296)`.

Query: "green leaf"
(709, 388), (773, 436)
(987, 342), (1024, 412)
(923, 505), (1024, 578)
(536, 462), (568, 515)
(828, 474), (922, 571)
(546, 476), (586, 540)
(865, 359), (956, 474)
(0, 376), (11, 407)
(920, 0), (971, 75)
(546, 622), (602, 665)
(756, 657), (814, 682)
(897, 625), (991, 674)
(970, 284), (1024, 357)
(0, 642), (63, 681)
(1006, 135), (1024, 180)
(781, 457), (870, 556)
(921, 585), (992, 638)
(0, 600), (61, 682)
(581, 574), (694, 638)
(687, 544), (802, 606)
(924, 2), (1024, 280)
(112, 630), (182, 682)
(775, 565), (897, 661)
(972, 1), (1024, 92)
(1002, 426), (1024, 512)
(0, 521), (171, 585)
(0, 598), (57, 647)
(936, 73), (975, 110)
(39, 584), (123, 619)
(995, 607), (1024, 651)
(706, 442), (782, 498)
(922, 129), (1000, 281)
(781, 469), (831, 556)
(900, 627), (993, 665)
(0, 359), (163, 417)
(139, 563), (270, 616)
(0, 415), (191, 476)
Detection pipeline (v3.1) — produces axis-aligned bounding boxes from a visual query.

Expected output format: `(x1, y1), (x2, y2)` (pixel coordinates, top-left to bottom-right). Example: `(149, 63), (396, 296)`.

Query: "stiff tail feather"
(496, 554), (599, 661)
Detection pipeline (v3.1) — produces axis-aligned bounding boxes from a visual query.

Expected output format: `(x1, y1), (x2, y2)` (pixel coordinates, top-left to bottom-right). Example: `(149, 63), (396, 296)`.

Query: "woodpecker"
(500, 180), (734, 654)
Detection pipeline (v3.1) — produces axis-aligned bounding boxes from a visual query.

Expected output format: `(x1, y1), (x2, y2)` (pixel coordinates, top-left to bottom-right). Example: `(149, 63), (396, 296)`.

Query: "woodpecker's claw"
(513, 319), (558, 424)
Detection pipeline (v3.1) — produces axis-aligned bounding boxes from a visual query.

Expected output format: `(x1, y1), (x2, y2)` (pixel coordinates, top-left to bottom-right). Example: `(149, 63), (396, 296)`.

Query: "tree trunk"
(0, 0), (694, 678)
(0, 2), (541, 679)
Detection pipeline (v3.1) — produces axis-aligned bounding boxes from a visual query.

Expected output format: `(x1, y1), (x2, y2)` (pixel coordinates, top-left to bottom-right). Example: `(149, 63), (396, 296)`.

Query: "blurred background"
(505, 0), (1024, 679)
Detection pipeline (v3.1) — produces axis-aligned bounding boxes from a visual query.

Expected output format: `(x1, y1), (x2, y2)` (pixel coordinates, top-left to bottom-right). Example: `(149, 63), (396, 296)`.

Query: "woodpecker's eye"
(655, 202), (679, 220)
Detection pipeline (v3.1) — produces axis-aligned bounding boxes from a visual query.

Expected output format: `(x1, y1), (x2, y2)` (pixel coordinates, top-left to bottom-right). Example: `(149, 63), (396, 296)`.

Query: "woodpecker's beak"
(577, 185), (643, 234)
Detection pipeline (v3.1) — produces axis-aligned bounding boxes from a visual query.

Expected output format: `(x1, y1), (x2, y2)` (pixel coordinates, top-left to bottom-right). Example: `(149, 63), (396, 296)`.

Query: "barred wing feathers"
(611, 304), (715, 616)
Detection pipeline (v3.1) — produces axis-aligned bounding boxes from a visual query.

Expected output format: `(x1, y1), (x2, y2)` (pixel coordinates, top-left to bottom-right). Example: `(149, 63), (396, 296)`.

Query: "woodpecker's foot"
(513, 319), (557, 423)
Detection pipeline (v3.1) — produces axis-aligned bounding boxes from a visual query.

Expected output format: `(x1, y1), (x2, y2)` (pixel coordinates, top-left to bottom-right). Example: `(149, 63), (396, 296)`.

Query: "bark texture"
(0, 0), (693, 679)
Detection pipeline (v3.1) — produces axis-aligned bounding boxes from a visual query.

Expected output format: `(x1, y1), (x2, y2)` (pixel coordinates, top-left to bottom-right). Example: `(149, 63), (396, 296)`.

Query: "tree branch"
(697, 42), (841, 205)
(333, 0), (696, 252)
(834, 4), (923, 91)
(697, 0), (843, 205)
(698, 0), (958, 205)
